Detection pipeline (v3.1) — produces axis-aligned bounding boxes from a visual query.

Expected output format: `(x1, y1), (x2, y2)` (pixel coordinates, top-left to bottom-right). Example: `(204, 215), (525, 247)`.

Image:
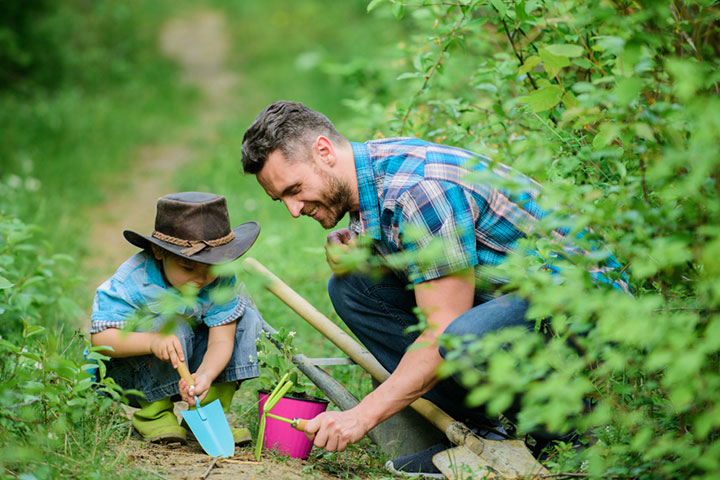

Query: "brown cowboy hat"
(123, 192), (260, 265)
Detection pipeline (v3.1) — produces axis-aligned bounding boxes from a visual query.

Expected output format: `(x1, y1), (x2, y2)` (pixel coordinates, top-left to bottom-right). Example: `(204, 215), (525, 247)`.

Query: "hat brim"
(123, 221), (260, 265)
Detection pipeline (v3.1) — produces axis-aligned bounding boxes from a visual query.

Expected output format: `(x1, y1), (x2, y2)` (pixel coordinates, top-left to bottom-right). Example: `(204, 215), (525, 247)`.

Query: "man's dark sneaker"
(384, 442), (449, 479)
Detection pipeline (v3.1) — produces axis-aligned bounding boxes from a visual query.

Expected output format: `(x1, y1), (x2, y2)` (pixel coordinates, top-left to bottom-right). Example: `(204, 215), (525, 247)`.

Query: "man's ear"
(314, 135), (335, 166)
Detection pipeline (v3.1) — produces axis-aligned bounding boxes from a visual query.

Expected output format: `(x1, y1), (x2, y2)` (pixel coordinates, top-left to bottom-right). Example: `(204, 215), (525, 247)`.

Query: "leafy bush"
(0, 211), (142, 478)
(327, 0), (719, 477)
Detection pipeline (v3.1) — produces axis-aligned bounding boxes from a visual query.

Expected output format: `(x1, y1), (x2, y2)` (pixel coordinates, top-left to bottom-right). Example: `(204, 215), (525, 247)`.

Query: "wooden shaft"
(294, 418), (307, 432)
(176, 360), (195, 387)
(244, 258), (391, 380)
(243, 257), (456, 434)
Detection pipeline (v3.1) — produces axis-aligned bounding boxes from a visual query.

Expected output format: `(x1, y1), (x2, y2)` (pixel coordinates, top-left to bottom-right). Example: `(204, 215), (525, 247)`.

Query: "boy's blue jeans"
(328, 272), (532, 430)
(104, 307), (262, 407)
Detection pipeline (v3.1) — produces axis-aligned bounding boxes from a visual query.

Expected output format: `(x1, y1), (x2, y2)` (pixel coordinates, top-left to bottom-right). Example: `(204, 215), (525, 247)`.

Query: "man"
(241, 100), (629, 475)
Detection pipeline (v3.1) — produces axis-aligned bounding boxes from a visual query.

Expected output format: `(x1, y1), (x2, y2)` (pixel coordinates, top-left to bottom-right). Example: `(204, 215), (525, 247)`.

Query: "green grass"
(0, 20), (195, 258)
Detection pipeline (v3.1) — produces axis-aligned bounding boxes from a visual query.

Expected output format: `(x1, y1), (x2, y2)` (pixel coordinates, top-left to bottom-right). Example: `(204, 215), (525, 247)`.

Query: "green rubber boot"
(189, 381), (251, 444)
(198, 381), (237, 411)
(133, 397), (187, 444)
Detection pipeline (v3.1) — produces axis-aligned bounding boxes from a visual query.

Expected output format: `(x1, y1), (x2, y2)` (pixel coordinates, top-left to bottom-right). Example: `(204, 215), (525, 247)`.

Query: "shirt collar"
(351, 142), (381, 240)
(143, 253), (168, 287)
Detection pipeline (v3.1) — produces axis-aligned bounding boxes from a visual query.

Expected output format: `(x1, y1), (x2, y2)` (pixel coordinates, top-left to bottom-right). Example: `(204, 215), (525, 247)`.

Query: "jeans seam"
(362, 282), (417, 329)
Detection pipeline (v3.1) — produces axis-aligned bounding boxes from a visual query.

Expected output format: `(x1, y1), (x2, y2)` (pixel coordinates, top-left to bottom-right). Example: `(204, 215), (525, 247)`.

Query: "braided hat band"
(151, 230), (236, 257)
(124, 192), (260, 265)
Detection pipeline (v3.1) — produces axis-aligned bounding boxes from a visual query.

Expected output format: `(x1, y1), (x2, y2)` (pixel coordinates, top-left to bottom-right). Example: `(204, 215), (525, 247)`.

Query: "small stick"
(222, 458), (262, 465)
(201, 457), (219, 479)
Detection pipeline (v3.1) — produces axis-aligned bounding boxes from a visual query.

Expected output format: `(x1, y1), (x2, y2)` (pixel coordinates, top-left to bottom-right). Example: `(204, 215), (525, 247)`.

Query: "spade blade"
(181, 399), (234, 458)
(432, 440), (548, 480)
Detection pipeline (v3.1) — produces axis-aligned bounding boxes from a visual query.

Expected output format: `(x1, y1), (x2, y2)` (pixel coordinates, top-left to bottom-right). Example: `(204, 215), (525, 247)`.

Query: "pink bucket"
(258, 391), (329, 459)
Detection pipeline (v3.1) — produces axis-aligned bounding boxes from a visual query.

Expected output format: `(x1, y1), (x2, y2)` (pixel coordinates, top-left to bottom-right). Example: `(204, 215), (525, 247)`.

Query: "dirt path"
(84, 9), (363, 480)
(85, 10), (237, 287)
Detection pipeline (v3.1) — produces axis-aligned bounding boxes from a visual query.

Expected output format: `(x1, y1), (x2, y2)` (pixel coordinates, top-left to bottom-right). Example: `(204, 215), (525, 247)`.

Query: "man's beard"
(319, 171), (354, 229)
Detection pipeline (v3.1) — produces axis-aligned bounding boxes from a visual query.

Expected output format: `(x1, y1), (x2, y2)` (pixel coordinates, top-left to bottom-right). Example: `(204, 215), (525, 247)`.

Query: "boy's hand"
(149, 334), (184, 368)
(179, 372), (211, 407)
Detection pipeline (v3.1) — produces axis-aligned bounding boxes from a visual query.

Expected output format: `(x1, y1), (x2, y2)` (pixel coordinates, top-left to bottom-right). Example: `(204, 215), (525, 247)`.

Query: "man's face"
(256, 148), (353, 229)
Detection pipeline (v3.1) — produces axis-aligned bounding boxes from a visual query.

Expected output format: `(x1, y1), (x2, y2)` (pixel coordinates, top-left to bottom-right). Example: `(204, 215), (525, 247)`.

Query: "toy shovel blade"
(181, 399), (234, 458)
(176, 361), (234, 458)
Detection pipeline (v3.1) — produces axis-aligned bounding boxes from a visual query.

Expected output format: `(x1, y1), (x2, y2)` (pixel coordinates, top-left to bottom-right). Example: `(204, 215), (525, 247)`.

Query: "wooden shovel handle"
(176, 361), (195, 387)
(294, 418), (307, 432)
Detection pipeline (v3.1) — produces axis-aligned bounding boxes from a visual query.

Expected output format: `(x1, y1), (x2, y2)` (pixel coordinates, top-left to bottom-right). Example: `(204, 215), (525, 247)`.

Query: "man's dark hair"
(241, 100), (346, 174)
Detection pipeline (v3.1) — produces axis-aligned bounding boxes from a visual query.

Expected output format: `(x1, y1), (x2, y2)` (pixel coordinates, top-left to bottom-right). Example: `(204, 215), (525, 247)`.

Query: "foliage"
(0, 212), (146, 479)
(323, 0), (719, 477)
(0, 1), (197, 478)
(256, 327), (320, 398)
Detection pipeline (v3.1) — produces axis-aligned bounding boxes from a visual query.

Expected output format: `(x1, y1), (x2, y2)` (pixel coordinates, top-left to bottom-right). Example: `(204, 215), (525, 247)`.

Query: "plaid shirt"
(91, 251), (246, 333)
(349, 138), (630, 300)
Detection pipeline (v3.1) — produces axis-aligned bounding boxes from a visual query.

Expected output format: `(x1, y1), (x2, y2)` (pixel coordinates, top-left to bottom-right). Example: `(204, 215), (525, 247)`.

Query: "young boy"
(90, 192), (262, 444)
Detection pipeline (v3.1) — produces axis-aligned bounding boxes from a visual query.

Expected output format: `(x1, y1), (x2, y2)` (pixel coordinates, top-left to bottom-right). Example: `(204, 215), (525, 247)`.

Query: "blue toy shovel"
(176, 361), (234, 458)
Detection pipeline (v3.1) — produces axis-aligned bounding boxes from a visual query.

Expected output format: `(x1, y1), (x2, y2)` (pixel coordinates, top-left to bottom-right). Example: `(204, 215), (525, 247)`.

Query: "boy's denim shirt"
(90, 251), (246, 334)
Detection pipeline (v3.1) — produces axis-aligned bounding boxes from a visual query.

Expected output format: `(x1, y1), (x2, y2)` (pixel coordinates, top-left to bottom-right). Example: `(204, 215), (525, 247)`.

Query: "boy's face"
(152, 246), (217, 289)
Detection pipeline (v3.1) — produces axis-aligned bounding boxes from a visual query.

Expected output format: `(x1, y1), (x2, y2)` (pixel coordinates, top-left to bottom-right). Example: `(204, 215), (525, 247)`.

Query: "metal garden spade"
(176, 361), (234, 458)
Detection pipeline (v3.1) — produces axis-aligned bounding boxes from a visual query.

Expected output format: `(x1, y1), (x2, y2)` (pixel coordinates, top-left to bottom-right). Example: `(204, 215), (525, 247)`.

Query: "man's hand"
(325, 228), (357, 275)
(179, 371), (211, 406)
(303, 409), (368, 452)
(149, 334), (184, 368)
(302, 269), (476, 451)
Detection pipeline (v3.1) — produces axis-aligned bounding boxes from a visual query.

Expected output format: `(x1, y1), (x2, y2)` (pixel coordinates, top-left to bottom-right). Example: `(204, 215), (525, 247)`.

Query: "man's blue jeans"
(328, 271), (532, 430)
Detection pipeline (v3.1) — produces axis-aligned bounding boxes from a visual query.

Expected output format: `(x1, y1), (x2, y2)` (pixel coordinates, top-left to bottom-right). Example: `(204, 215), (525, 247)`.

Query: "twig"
(60, 330), (79, 358)
(111, 409), (136, 468)
(670, 1), (702, 60)
(608, 262), (631, 289)
(539, 474), (588, 478)
(0, 413), (43, 424)
(6, 396), (41, 409)
(400, 10), (467, 134)
(201, 457), (220, 479)
(501, 17), (538, 90)
(142, 468), (172, 480)
(221, 458), (262, 465)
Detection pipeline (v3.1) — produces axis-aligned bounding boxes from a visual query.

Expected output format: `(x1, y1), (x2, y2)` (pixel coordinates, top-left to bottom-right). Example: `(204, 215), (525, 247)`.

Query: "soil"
(84, 9), (371, 480)
(127, 443), (331, 480)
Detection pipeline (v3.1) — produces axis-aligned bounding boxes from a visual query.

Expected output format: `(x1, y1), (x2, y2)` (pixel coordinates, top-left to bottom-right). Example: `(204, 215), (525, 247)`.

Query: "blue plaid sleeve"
(90, 279), (137, 333)
(396, 181), (479, 283)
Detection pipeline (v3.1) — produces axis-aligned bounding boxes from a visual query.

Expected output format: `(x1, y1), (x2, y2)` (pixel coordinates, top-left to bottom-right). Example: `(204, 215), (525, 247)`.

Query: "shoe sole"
(147, 432), (188, 444)
(384, 460), (446, 479)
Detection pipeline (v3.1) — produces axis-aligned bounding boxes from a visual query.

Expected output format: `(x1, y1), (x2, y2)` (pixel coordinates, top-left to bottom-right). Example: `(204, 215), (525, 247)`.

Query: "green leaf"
(24, 325), (46, 338)
(613, 77), (643, 106)
(396, 72), (422, 81)
(518, 55), (540, 75)
(539, 48), (570, 77)
(634, 123), (655, 141)
(391, 2), (404, 19)
(490, 0), (507, 17)
(525, 85), (563, 112)
(545, 44), (585, 57)
(592, 123), (621, 149)
(366, 0), (385, 12)
(525, 0), (539, 14)
(0, 275), (13, 289)
(666, 58), (703, 102)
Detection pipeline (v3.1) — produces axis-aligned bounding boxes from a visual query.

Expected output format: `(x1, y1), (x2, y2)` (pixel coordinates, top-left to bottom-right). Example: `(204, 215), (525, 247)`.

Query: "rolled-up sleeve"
(203, 276), (247, 327)
(90, 279), (137, 333)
